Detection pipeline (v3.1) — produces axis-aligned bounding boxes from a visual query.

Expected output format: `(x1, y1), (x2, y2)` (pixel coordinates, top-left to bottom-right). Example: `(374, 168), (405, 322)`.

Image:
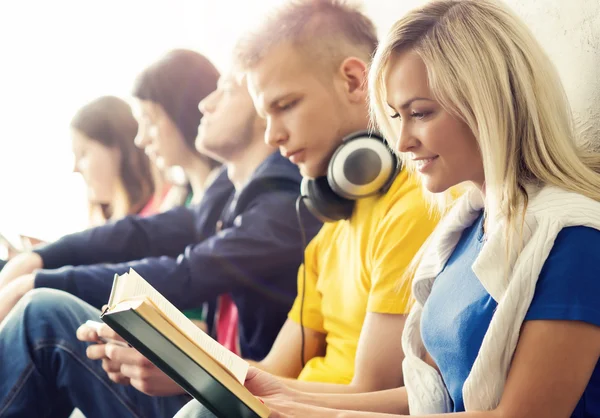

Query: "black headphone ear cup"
(301, 177), (354, 223)
(328, 132), (399, 199)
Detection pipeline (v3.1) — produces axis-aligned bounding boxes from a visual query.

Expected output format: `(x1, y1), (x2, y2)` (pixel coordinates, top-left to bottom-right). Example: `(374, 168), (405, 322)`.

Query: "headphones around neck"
(300, 130), (401, 223)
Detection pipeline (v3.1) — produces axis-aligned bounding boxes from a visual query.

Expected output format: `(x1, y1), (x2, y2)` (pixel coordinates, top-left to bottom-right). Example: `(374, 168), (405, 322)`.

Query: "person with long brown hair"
(70, 95), (159, 225)
(0, 97), (160, 269)
(132, 49), (222, 209)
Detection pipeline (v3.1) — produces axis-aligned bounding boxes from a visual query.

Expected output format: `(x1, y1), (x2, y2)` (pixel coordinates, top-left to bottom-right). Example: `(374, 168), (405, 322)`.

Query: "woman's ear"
(337, 57), (368, 104)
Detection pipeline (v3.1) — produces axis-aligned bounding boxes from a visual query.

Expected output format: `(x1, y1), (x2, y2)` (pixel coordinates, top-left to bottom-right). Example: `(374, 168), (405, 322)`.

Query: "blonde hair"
(234, 0), (378, 73)
(370, 0), (600, 236)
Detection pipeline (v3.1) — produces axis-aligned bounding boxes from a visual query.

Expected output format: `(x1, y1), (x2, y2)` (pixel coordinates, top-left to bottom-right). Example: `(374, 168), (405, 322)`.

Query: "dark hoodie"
(34, 152), (322, 360)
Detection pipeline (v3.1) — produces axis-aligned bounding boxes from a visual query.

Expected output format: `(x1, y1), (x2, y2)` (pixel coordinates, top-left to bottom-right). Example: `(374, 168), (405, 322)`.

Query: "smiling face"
(247, 43), (368, 178)
(385, 50), (484, 193)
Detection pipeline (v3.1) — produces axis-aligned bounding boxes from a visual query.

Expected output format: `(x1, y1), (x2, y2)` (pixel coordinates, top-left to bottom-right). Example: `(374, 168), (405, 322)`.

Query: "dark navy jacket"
(34, 152), (322, 360)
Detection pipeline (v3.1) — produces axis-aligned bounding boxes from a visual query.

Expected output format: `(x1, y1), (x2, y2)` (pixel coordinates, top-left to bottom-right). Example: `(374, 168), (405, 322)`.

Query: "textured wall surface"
(365, 0), (600, 145)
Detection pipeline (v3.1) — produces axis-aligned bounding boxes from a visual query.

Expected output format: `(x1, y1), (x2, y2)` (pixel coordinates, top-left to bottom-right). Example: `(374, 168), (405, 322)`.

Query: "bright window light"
(0, 0), (288, 240)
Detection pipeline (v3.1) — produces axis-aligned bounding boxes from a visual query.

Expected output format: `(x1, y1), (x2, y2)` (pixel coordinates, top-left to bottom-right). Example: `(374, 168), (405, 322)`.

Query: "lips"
(413, 156), (439, 172)
(199, 117), (211, 128)
(283, 149), (305, 164)
(283, 149), (300, 158)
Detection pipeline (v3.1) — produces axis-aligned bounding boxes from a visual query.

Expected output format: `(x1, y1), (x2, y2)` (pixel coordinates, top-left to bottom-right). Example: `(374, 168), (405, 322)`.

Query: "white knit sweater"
(402, 185), (600, 414)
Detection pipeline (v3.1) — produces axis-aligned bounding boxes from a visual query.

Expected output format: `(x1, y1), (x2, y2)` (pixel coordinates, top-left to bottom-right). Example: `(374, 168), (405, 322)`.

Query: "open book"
(100, 269), (270, 418)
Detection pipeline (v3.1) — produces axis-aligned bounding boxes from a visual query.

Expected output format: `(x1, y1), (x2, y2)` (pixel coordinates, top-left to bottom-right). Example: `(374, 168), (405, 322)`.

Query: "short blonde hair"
(234, 0), (378, 73)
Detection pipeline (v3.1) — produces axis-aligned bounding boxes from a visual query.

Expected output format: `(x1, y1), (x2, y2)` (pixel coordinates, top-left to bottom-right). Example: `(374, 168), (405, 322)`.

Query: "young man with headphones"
(242, 0), (438, 391)
(174, 3), (439, 416)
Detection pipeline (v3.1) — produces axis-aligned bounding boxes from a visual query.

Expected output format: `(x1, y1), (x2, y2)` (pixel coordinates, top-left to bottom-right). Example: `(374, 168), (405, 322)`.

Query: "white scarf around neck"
(402, 185), (600, 414)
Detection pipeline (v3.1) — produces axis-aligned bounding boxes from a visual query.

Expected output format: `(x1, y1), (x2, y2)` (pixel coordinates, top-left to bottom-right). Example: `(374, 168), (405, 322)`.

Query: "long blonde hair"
(370, 0), (600, 238)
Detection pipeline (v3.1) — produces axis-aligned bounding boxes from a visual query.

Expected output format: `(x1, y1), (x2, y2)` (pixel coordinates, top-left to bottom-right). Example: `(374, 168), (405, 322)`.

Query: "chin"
(195, 135), (214, 153)
(298, 165), (311, 178)
(300, 167), (324, 179)
(299, 160), (328, 179)
(421, 178), (451, 194)
(152, 155), (167, 170)
(88, 190), (110, 204)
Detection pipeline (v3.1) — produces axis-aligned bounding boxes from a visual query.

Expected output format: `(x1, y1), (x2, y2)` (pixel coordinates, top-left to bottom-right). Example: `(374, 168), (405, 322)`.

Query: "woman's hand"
(244, 369), (346, 417)
(263, 398), (342, 418)
(244, 367), (295, 401)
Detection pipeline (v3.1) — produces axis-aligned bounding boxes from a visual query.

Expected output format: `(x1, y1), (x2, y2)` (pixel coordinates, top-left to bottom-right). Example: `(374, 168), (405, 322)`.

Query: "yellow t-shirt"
(288, 170), (438, 384)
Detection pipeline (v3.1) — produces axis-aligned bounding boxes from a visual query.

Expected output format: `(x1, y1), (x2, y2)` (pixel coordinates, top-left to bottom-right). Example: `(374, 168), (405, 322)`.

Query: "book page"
(116, 269), (249, 384)
(108, 273), (129, 309)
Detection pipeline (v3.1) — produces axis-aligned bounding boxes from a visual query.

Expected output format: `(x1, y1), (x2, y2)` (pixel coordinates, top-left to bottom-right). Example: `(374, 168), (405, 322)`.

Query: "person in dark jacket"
(0, 71), (322, 418)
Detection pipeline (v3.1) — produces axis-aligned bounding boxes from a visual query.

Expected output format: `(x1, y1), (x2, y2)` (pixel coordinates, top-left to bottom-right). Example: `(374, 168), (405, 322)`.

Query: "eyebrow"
(267, 93), (296, 111)
(387, 97), (434, 110)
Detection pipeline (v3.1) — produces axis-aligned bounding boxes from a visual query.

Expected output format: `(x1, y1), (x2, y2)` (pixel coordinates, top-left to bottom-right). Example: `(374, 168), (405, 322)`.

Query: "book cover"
(101, 269), (270, 418)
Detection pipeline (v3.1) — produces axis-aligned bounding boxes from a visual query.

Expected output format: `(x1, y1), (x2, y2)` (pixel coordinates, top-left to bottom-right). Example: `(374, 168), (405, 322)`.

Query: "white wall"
(365, 0), (600, 145)
(0, 0), (288, 241)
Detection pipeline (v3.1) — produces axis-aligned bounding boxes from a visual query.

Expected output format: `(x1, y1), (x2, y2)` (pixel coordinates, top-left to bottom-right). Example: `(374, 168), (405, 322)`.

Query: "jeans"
(0, 289), (189, 418)
(173, 400), (216, 418)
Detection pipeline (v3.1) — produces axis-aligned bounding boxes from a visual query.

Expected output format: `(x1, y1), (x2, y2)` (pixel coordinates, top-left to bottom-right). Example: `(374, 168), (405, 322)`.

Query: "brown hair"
(132, 49), (221, 170)
(235, 0), (378, 72)
(71, 95), (155, 222)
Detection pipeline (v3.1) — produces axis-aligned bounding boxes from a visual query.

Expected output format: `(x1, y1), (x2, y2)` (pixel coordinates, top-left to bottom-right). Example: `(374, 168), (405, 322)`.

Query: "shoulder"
(544, 226), (600, 268)
(370, 171), (439, 236)
(377, 170), (431, 216)
(309, 221), (342, 248)
(235, 175), (301, 214)
(537, 226), (600, 297)
(527, 186), (600, 223)
(526, 226), (600, 325)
